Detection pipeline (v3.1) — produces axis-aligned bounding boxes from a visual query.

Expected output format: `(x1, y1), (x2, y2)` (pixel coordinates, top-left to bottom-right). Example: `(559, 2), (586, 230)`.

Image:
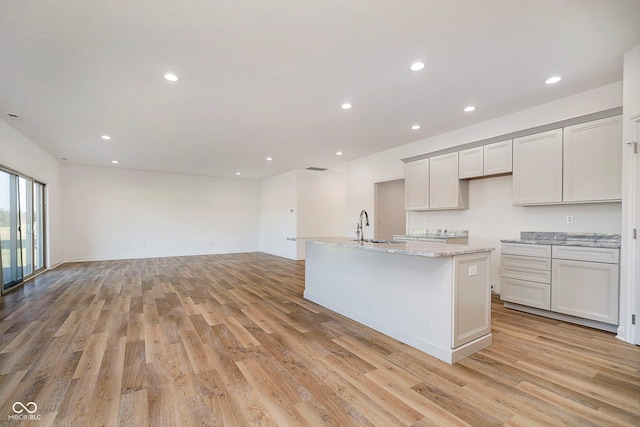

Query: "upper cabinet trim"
(401, 107), (622, 163)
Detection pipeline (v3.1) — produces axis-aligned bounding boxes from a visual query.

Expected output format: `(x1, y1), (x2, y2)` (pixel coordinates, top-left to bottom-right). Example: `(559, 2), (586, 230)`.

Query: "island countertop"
(289, 236), (494, 257)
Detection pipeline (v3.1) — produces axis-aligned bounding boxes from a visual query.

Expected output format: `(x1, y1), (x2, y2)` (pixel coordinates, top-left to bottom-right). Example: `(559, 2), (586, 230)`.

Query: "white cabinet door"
(563, 116), (622, 202)
(429, 152), (469, 210)
(484, 140), (512, 175)
(405, 159), (429, 210)
(458, 147), (483, 179)
(551, 259), (619, 324)
(513, 129), (563, 205)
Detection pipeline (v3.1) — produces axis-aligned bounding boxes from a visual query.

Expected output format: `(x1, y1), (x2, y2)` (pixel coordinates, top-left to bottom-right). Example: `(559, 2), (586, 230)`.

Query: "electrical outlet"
(566, 215), (574, 224)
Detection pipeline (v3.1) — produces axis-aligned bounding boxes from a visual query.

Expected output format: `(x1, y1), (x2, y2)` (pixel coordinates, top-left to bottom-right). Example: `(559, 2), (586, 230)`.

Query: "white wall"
(260, 169), (346, 260)
(297, 169), (346, 259)
(62, 165), (260, 261)
(0, 119), (63, 267)
(260, 170), (298, 259)
(345, 82), (623, 293)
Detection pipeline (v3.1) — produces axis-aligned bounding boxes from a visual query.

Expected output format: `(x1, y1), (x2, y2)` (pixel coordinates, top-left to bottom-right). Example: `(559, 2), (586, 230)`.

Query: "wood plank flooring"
(0, 252), (639, 426)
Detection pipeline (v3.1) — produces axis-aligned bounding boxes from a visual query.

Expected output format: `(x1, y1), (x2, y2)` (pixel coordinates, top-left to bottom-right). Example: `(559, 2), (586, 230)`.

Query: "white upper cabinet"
(429, 152), (468, 210)
(513, 129), (563, 205)
(458, 147), (484, 179)
(405, 159), (429, 210)
(408, 114), (621, 209)
(563, 116), (622, 202)
(483, 140), (512, 175)
(459, 139), (512, 179)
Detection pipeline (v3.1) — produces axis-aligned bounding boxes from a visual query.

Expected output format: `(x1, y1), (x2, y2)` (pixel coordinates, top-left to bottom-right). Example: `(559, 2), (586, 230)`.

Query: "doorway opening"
(374, 179), (406, 240)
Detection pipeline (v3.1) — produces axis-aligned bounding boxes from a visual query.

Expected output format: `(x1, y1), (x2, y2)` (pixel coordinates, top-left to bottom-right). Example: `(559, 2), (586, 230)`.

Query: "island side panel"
(452, 252), (491, 348)
(303, 242), (454, 361)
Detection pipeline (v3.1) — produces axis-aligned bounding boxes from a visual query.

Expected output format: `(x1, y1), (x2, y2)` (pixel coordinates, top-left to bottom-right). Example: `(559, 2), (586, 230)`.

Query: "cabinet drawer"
(500, 278), (551, 310)
(393, 236), (418, 242)
(502, 266), (551, 284)
(502, 243), (551, 258)
(417, 237), (445, 243)
(552, 246), (619, 264)
(502, 254), (551, 271)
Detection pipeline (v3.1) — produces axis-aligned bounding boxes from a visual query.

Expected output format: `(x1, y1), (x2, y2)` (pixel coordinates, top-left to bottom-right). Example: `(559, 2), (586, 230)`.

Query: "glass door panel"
(0, 168), (45, 294)
(1, 170), (21, 292)
(34, 182), (44, 271)
(1, 170), (9, 289)
(18, 176), (33, 277)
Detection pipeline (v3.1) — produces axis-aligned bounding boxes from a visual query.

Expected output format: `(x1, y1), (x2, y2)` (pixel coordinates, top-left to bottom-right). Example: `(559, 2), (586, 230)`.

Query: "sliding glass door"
(0, 168), (46, 295)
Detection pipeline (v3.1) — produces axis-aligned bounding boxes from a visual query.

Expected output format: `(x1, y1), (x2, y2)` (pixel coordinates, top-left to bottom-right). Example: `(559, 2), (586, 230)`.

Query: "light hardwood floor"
(0, 252), (639, 426)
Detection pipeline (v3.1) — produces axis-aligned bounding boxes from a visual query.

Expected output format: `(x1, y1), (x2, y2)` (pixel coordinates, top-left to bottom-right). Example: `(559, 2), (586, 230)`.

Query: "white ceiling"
(1, 1), (639, 180)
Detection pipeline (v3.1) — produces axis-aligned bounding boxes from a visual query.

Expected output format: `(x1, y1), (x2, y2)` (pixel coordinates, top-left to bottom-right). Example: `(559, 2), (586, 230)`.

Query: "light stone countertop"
(501, 232), (621, 249)
(401, 229), (468, 239)
(289, 236), (494, 258)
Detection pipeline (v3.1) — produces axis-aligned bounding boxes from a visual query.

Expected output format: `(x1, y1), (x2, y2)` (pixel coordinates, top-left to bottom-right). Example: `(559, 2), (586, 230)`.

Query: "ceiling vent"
(306, 167), (327, 171)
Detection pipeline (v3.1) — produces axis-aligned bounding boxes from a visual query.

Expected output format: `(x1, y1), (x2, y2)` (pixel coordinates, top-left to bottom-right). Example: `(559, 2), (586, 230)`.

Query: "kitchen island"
(291, 237), (495, 364)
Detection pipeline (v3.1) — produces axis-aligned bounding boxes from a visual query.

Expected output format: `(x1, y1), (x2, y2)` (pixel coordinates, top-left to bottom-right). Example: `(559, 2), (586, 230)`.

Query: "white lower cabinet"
(551, 247), (619, 325)
(501, 242), (620, 327)
(501, 277), (551, 310)
(500, 244), (551, 310)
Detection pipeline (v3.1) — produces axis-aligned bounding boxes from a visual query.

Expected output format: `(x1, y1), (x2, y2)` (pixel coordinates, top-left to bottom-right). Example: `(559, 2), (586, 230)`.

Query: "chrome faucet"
(356, 209), (370, 242)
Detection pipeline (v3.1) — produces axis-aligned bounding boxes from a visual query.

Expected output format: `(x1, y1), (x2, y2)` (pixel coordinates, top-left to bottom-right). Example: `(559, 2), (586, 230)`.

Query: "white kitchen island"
(293, 237), (495, 364)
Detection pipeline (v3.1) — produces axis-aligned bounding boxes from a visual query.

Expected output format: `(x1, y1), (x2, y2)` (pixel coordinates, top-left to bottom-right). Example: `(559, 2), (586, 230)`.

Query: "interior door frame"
(629, 116), (640, 345)
(373, 176), (406, 240)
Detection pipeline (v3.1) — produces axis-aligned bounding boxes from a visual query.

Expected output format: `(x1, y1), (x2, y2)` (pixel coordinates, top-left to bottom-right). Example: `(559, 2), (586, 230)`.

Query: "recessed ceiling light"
(61, 157), (68, 161)
(410, 62), (425, 71)
(236, 172), (241, 176)
(336, 151), (343, 156)
(464, 106), (476, 112)
(266, 157), (273, 161)
(164, 73), (179, 82)
(545, 76), (562, 84)
(6, 113), (19, 118)
(341, 103), (352, 110)
(111, 160), (119, 164)
(411, 125), (421, 130)
(101, 135), (111, 140)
